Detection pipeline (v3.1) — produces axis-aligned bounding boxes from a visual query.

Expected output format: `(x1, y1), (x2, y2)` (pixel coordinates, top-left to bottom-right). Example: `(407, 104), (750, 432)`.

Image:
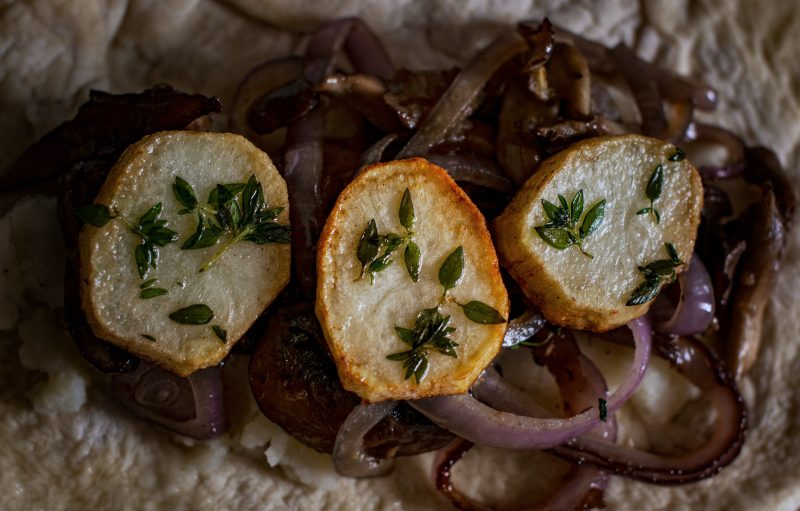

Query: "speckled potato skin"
(493, 135), (703, 332)
(79, 131), (290, 376)
(316, 158), (509, 402)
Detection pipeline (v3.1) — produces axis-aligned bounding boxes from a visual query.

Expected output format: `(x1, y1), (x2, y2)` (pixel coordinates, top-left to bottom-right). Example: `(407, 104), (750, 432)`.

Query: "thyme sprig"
(636, 164), (664, 224)
(534, 189), (606, 259)
(75, 202), (178, 279)
(174, 175), (291, 272)
(626, 242), (684, 306)
(356, 188), (420, 284)
(387, 246), (506, 383)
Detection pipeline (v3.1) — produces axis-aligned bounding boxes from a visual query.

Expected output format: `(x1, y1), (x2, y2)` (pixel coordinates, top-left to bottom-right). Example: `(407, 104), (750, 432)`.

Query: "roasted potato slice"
(493, 134), (702, 331)
(316, 158), (509, 402)
(79, 131), (291, 376)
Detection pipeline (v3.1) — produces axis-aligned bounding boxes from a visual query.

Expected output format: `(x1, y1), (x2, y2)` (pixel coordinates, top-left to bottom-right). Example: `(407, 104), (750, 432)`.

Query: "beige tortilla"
(0, 0), (798, 509)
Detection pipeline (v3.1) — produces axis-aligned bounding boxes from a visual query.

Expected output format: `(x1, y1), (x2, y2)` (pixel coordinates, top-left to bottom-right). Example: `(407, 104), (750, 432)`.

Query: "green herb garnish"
(636, 164), (664, 224)
(387, 246), (506, 383)
(75, 202), (178, 278)
(212, 325), (227, 343)
(534, 190), (605, 259)
(76, 202), (178, 279)
(139, 288), (168, 299)
(668, 148), (686, 162)
(387, 308), (457, 383)
(141, 334), (157, 342)
(175, 175), (290, 272)
(131, 203), (180, 278)
(140, 279), (158, 289)
(74, 204), (117, 227)
(169, 304), (214, 325)
(599, 398), (608, 422)
(355, 188), (419, 283)
(626, 243), (684, 306)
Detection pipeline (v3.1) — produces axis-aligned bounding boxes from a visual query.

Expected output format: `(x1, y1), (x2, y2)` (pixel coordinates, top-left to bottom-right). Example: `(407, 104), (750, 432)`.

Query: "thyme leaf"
(626, 243), (684, 306)
(212, 325), (227, 343)
(459, 301), (507, 324)
(169, 304), (214, 325)
(438, 246), (464, 292)
(534, 190), (605, 258)
(139, 288), (168, 299)
(637, 164), (664, 224)
(399, 188), (415, 230)
(74, 204), (116, 227)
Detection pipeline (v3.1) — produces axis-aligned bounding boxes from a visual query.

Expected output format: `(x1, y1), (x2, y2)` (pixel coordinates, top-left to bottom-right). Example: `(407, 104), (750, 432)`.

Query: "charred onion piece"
(333, 401), (398, 477)
(690, 124), (747, 180)
(411, 317), (651, 449)
(724, 188), (785, 379)
(662, 100), (694, 144)
(518, 18), (555, 101)
(384, 68), (460, 130)
(64, 252), (139, 373)
(426, 153), (513, 193)
(547, 42), (591, 118)
(2, 85), (221, 191)
(744, 146), (797, 229)
(318, 74), (403, 132)
(360, 133), (400, 167)
(111, 361), (228, 440)
(610, 44), (666, 137)
(496, 79), (553, 184)
(248, 302), (453, 456)
(554, 335), (746, 484)
(232, 57), (305, 139)
(656, 254), (715, 336)
(247, 78), (318, 135)
(397, 32), (527, 158)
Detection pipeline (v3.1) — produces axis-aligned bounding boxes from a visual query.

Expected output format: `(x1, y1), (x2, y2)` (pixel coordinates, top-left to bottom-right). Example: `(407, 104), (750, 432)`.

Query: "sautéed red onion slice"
(397, 33), (528, 158)
(656, 254), (715, 336)
(610, 43), (666, 137)
(283, 112), (324, 298)
(426, 153), (513, 193)
(553, 336), (746, 484)
(332, 401), (398, 477)
(305, 17), (394, 84)
(410, 316), (651, 449)
(432, 437), (609, 511)
(430, 331), (615, 510)
(111, 362), (228, 440)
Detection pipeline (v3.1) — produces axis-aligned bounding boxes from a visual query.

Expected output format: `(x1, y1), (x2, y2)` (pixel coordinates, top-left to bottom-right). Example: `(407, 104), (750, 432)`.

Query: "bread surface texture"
(493, 134), (702, 331)
(80, 131), (290, 376)
(316, 158), (508, 402)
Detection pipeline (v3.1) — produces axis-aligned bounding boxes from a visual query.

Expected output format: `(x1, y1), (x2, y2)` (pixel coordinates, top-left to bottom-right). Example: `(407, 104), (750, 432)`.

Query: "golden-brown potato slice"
(316, 158), (509, 402)
(493, 134), (702, 331)
(79, 131), (290, 376)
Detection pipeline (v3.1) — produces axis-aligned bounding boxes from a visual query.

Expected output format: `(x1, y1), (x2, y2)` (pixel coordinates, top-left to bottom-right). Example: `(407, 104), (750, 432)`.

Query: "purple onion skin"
(332, 401), (397, 478)
(111, 361), (228, 440)
(656, 254), (715, 336)
(553, 335), (746, 484)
